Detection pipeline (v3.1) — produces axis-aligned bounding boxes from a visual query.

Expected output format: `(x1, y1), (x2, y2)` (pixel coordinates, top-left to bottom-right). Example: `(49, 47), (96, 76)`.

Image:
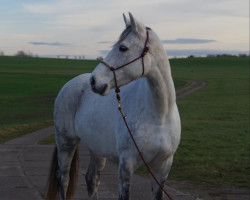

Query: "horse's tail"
(67, 146), (79, 199)
(46, 146), (79, 200)
(46, 147), (59, 200)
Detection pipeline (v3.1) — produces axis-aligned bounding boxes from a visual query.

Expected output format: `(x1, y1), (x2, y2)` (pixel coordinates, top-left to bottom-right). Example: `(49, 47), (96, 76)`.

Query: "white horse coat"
(49, 13), (181, 200)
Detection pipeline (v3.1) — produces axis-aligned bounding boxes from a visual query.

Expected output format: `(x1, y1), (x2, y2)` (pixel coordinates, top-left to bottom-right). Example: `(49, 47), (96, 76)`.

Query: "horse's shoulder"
(55, 73), (91, 108)
(67, 73), (91, 88)
(59, 73), (90, 94)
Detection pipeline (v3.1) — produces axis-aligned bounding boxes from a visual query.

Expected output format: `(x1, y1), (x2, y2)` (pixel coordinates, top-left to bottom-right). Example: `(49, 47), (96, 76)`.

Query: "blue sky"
(0, 0), (249, 58)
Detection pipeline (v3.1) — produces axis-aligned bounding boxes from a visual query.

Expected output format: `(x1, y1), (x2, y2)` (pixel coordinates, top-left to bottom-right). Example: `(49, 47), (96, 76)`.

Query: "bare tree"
(97, 56), (103, 61)
(15, 51), (27, 57)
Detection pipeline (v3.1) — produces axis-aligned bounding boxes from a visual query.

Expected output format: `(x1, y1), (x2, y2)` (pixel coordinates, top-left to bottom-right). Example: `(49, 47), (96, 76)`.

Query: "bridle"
(100, 29), (149, 90)
(99, 29), (173, 200)
(100, 29), (149, 117)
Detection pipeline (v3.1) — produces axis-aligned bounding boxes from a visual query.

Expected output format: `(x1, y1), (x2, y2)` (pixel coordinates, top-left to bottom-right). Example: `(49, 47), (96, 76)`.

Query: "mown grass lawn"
(0, 56), (186, 143)
(0, 56), (99, 142)
(168, 57), (249, 188)
(0, 56), (249, 189)
(136, 57), (249, 188)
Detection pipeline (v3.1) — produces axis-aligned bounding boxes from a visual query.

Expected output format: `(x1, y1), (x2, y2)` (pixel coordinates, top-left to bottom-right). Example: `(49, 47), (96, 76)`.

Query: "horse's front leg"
(118, 157), (135, 200)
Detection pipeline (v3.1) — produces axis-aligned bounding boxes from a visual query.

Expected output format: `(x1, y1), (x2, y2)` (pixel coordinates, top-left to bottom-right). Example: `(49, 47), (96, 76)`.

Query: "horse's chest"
(116, 117), (172, 160)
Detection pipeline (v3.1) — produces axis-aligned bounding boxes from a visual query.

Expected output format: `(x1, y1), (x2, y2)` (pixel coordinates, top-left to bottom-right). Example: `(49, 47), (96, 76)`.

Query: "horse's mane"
(115, 25), (151, 46)
(115, 25), (132, 46)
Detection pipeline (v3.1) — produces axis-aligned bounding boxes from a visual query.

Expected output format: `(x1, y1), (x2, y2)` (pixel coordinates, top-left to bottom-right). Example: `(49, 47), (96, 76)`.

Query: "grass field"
(136, 57), (249, 188)
(0, 56), (249, 189)
(169, 57), (249, 188)
(0, 56), (186, 143)
(0, 56), (98, 142)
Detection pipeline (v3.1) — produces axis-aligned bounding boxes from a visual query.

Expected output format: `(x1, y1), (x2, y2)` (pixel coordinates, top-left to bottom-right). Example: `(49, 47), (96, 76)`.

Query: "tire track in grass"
(176, 80), (207, 100)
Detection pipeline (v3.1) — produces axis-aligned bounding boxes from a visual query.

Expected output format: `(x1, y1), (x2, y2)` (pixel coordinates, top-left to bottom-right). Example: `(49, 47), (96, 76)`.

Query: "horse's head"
(90, 13), (153, 95)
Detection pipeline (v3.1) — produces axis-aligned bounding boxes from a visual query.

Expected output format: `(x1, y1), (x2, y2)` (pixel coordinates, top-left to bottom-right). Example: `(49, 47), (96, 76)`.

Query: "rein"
(100, 30), (173, 200)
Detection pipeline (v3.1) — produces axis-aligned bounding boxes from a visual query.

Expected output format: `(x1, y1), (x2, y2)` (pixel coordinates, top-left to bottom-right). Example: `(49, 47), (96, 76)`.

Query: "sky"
(0, 0), (249, 58)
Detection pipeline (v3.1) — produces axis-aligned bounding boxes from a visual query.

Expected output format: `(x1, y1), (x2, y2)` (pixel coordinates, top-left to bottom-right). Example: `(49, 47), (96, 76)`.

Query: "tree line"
(0, 50), (249, 59)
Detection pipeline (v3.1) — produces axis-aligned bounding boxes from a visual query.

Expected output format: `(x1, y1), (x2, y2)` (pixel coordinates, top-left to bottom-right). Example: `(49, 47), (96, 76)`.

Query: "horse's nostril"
(90, 76), (96, 86)
(92, 83), (108, 95)
(101, 84), (108, 94)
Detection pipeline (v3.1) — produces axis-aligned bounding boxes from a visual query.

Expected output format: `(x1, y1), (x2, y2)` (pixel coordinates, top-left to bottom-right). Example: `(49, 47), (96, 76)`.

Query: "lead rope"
(113, 80), (173, 200)
(100, 30), (173, 200)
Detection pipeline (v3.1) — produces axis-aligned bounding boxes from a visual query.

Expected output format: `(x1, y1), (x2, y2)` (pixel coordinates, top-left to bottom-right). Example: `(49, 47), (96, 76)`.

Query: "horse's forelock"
(115, 25), (151, 47)
(114, 25), (132, 46)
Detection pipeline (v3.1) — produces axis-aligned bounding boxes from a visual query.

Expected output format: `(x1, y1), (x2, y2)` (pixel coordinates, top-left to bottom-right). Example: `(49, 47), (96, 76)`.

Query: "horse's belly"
(74, 89), (118, 158)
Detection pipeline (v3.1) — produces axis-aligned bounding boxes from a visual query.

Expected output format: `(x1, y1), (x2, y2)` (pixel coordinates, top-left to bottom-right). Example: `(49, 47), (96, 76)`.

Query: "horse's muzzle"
(90, 76), (108, 95)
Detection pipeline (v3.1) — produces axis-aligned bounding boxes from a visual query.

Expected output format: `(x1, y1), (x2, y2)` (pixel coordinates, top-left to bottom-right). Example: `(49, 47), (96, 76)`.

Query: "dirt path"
(1, 136), (195, 200)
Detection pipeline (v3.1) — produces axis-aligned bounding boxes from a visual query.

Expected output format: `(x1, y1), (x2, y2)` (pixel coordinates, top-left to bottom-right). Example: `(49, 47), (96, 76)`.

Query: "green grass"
(170, 57), (249, 188)
(136, 57), (249, 188)
(38, 57), (250, 188)
(1, 55), (249, 189)
(0, 56), (186, 143)
(173, 79), (188, 89)
(136, 57), (249, 189)
(0, 56), (99, 143)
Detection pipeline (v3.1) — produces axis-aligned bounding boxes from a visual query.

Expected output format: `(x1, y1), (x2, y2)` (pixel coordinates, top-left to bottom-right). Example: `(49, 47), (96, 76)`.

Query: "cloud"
(29, 42), (69, 46)
(162, 38), (217, 44)
(0, 0), (246, 58)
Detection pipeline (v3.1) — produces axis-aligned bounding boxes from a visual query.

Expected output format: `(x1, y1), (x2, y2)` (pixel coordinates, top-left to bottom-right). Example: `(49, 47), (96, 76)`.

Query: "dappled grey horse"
(46, 13), (181, 200)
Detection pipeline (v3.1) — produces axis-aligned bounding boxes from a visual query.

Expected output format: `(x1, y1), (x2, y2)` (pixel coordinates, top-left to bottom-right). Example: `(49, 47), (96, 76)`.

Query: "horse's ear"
(129, 12), (144, 34)
(123, 13), (130, 27)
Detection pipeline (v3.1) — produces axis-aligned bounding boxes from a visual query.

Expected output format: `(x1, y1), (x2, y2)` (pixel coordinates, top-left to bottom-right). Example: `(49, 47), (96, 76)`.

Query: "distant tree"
(97, 56), (103, 61)
(188, 55), (194, 58)
(238, 54), (247, 57)
(0, 51), (4, 56)
(15, 50), (34, 57)
(15, 51), (28, 57)
(79, 56), (85, 60)
(216, 54), (237, 58)
(207, 54), (216, 57)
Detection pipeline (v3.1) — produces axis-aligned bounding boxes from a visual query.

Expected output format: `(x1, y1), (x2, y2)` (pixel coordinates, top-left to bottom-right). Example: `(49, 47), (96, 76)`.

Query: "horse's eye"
(119, 45), (128, 52)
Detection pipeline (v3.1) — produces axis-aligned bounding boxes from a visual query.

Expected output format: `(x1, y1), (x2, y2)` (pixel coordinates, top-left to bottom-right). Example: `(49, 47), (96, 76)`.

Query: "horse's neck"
(144, 54), (176, 117)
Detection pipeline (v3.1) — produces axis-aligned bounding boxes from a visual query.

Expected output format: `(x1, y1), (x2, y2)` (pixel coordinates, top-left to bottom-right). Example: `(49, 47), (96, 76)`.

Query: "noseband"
(99, 29), (173, 200)
(100, 29), (149, 92)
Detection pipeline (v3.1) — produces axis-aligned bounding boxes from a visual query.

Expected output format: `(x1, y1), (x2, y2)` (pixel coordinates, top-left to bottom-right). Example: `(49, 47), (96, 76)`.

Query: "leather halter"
(100, 29), (149, 92)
